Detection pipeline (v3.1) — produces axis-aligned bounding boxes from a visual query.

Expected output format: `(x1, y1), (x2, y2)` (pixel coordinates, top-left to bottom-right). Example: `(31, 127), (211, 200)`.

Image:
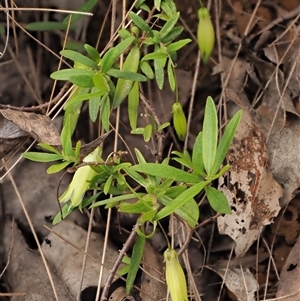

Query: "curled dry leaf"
(0, 113), (28, 159)
(217, 108), (282, 257)
(0, 109), (61, 146)
(276, 234), (300, 301)
(213, 268), (258, 301)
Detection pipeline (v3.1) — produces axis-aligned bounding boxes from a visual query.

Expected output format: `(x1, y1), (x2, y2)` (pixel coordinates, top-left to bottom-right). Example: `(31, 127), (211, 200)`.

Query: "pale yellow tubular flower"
(59, 147), (100, 207)
(164, 248), (188, 301)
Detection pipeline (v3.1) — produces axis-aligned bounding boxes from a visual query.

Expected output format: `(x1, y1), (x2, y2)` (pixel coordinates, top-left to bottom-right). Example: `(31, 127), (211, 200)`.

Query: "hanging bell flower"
(59, 147), (100, 207)
(172, 102), (187, 141)
(164, 248), (188, 301)
(197, 7), (215, 64)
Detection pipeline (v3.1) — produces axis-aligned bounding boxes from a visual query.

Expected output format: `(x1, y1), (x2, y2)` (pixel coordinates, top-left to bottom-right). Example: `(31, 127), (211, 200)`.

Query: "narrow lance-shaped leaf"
(159, 12), (180, 39)
(191, 132), (205, 175)
(113, 45), (140, 108)
(129, 12), (153, 37)
(211, 110), (242, 175)
(140, 61), (154, 79)
(88, 87), (102, 123)
(205, 186), (231, 214)
(128, 81), (139, 129)
(155, 180), (209, 222)
(126, 234), (146, 293)
(167, 39), (192, 53)
(63, 0), (98, 24)
(153, 48), (167, 90)
(202, 96), (218, 176)
(101, 36), (135, 74)
(22, 152), (63, 163)
(84, 44), (100, 64)
(131, 163), (200, 183)
(167, 60), (176, 92)
(60, 49), (98, 68)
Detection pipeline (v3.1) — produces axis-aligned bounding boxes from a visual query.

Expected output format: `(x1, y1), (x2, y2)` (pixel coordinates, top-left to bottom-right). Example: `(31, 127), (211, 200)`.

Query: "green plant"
(22, 0), (242, 298)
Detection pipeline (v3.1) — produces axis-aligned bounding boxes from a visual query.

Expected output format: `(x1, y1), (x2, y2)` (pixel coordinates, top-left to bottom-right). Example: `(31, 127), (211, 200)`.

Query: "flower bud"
(197, 7), (215, 64)
(172, 103), (187, 141)
(164, 248), (188, 301)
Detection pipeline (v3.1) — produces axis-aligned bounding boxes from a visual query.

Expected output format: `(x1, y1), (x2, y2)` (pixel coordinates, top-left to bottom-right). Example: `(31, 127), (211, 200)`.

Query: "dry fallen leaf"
(0, 114), (28, 159)
(218, 108), (282, 257)
(140, 242), (167, 301)
(213, 267), (258, 301)
(3, 219), (73, 300)
(0, 109), (61, 146)
(268, 115), (300, 207)
(276, 233), (300, 301)
(42, 220), (121, 299)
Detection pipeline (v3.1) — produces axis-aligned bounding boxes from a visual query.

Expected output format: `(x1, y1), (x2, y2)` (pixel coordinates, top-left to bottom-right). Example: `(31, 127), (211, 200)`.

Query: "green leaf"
(192, 132), (205, 175)
(155, 180), (209, 221)
(205, 186), (231, 213)
(140, 61), (154, 79)
(202, 96), (218, 176)
(126, 234), (145, 293)
(22, 152), (63, 162)
(38, 143), (61, 155)
(130, 127), (144, 135)
(51, 68), (95, 81)
(93, 73), (109, 92)
(25, 21), (74, 31)
(143, 124), (152, 142)
(113, 45), (140, 108)
(154, 0), (161, 10)
(161, 0), (177, 18)
(161, 26), (184, 44)
(167, 39), (192, 52)
(123, 167), (149, 188)
(129, 12), (153, 37)
(64, 91), (105, 109)
(211, 110), (242, 175)
(69, 74), (94, 88)
(157, 122), (170, 131)
(101, 36), (135, 74)
(131, 163), (200, 183)
(88, 87), (102, 122)
(90, 193), (145, 208)
(52, 203), (76, 225)
(60, 49), (98, 68)
(160, 195), (198, 227)
(63, 0), (98, 24)
(101, 48), (119, 74)
(142, 51), (168, 61)
(64, 87), (86, 135)
(101, 95), (110, 131)
(159, 12), (180, 39)
(47, 161), (71, 174)
(118, 198), (152, 214)
(107, 69), (147, 82)
(61, 115), (74, 158)
(134, 148), (147, 164)
(84, 44), (100, 63)
(118, 29), (133, 39)
(128, 81), (139, 129)
(167, 60), (175, 92)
